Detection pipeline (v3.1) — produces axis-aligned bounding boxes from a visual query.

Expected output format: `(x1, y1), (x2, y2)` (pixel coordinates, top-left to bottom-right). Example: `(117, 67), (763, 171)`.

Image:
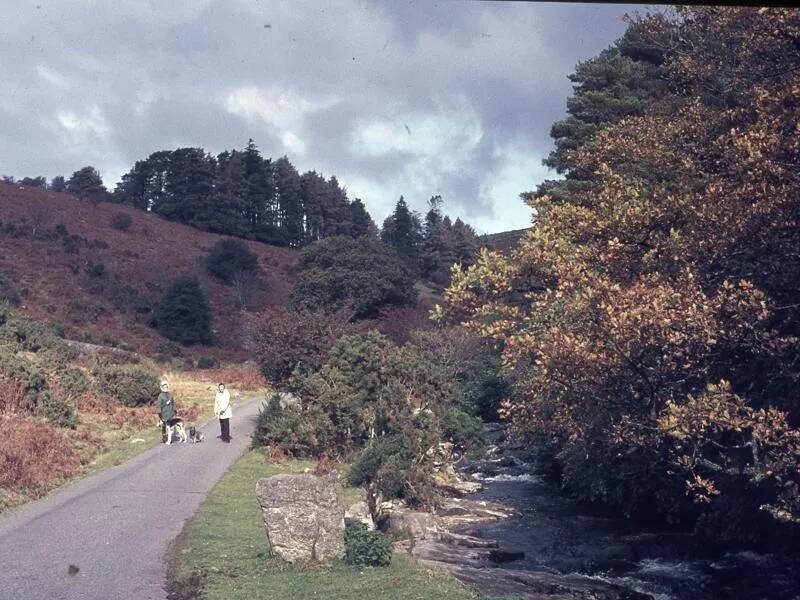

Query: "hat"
(160, 381), (169, 389)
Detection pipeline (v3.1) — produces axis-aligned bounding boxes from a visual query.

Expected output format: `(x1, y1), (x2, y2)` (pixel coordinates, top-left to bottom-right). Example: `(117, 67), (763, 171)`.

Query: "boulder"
(345, 498), (375, 530)
(384, 507), (439, 540)
(255, 473), (344, 564)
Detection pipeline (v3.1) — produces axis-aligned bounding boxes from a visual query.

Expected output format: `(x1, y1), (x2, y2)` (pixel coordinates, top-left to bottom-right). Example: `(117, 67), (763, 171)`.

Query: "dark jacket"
(157, 391), (176, 422)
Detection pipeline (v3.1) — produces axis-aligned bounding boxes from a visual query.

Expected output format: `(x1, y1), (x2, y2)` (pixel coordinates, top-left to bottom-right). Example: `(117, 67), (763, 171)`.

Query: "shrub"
(248, 307), (357, 385)
(110, 212), (132, 232)
(51, 365), (91, 401)
(0, 418), (88, 496)
(289, 236), (417, 318)
(0, 307), (70, 355)
(344, 519), (393, 567)
(154, 276), (213, 345)
(0, 352), (48, 415)
(93, 362), (160, 407)
(37, 391), (77, 429)
(0, 272), (19, 306)
(440, 406), (484, 456)
(86, 260), (106, 278)
(251, 394), (323, 455)
(204, 239), (259, 285)
(347, 415), (442, 508)
(67, 299), (106, 324)
(196, 356), (218, 369)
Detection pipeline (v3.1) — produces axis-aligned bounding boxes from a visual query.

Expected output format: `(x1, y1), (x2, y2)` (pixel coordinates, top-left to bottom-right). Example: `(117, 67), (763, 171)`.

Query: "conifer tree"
(66, 166), (109, 203)
(349, 198), (377, 238)
(274, 156), (304, 246)
(49, 175), (66, 193)
(381, 196), (423, 274)
(154, 275), (213, 345)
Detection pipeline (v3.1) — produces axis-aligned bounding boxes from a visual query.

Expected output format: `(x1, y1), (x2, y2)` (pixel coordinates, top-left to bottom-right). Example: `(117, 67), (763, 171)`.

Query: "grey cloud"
(0, 0), (635, 232)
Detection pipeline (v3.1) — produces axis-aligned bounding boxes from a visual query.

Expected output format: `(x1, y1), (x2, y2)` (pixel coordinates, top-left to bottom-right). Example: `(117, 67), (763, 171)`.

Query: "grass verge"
(166, 449), (481, 600)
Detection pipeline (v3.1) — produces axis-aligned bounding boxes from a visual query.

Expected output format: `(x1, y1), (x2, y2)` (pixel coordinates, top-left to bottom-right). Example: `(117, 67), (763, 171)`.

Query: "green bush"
(347, 412), (443, 508)
(0, 308), (72, 358)
(196, 356), (218, 369)
(289, 236), (417, 318)
(93, 362), (160, 406)
(37, 391), (77, 429)
(52, 365), (91, 400)
(67, 299), (106, 324)
(344, 519), (393, 567)
(0, 272), (19, 306)
(154, 276), (213, 346)
(0, 345), (49, 411)
(251, 394), (324, 455)
(86, 260), (106, 278)
(204, 239), (259, 285)
(440, 406), (484, 455)
(110, 212), (132, 232)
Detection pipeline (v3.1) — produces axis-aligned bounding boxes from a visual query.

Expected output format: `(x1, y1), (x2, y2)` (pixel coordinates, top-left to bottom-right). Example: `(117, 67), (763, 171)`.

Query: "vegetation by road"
(166, 450), (481, 600)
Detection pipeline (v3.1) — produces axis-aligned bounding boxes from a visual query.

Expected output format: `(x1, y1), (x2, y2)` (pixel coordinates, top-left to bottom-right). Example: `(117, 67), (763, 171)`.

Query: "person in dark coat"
(157, 381), (177, 443)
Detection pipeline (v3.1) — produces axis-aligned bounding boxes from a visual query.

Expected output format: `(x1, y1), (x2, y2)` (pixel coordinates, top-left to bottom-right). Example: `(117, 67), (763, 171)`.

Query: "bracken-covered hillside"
(0, 182), (297, 360)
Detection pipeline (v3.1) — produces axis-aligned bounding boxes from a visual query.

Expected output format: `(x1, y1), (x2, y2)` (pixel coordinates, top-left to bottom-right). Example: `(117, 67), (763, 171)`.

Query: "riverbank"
(166, 449), (487, 600)
(412, 425), (800, 600)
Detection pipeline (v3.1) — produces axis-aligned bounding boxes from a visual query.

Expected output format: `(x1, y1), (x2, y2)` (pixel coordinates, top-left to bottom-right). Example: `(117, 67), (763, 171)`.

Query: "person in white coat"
(214, 383), (232, 443)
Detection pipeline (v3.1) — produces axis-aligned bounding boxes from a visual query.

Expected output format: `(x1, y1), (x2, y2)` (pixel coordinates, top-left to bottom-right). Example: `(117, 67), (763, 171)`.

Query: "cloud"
(0, 0), (635, 232)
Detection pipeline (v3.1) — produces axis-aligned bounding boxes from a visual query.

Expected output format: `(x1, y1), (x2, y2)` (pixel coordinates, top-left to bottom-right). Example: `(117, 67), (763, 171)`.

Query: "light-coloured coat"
(214, 389), (232, 419)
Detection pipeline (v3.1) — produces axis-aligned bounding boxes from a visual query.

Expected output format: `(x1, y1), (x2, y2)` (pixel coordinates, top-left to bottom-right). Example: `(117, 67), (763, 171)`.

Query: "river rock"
(255, 473), (344, 564)
(385, 507), (439, 540)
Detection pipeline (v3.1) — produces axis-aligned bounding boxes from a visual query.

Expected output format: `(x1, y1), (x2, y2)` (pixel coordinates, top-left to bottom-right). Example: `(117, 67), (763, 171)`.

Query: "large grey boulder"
(345, 490), (375, 530)
(255, 473), (345, 564)
(384, 507), (439, 540)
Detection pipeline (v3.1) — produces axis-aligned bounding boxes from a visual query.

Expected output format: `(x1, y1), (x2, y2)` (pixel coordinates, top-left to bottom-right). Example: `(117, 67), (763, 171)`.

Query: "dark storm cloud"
(0, 1), (635, 233)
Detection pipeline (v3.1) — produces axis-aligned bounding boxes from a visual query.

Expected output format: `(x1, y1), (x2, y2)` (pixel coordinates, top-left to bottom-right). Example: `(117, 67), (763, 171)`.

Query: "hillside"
(482, 228), (530, 254)
(0, 182), (297, 360)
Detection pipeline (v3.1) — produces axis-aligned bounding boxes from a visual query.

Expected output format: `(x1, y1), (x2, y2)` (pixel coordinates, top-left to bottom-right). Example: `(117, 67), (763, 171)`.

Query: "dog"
(187, 425), (204, 443)
(161, 417), (188, 444)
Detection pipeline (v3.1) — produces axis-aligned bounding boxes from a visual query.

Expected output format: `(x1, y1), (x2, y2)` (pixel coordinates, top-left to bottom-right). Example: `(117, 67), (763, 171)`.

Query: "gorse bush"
(196, 356), (218, 369)
(344, 519), (393, 567)
(204, 239), (259, 285)
(0, 272), (19, 306)
(36, 391), (77, 429)
(251, 328), (484, 508)
(92, 362), (159, 407)
(251, 394), (323, 456)
(110, 212), (132, 232)
(154, 276), (213, 345)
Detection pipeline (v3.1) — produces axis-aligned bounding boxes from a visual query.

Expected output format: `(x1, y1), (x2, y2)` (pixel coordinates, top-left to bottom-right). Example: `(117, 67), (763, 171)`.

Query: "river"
(453, 445), (800, 600)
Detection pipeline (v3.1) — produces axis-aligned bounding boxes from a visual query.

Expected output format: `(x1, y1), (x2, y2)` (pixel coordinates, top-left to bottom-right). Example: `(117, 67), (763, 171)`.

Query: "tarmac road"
(0, 397), (264, 600)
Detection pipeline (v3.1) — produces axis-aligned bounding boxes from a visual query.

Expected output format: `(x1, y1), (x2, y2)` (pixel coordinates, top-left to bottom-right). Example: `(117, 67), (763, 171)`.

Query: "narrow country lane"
(0, 398), (264, 600)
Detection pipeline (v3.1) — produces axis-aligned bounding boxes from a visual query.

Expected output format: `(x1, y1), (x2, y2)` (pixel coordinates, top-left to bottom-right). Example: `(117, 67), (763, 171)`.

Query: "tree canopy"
(443, 7), (800, 543)
(290, 236), (417, 318)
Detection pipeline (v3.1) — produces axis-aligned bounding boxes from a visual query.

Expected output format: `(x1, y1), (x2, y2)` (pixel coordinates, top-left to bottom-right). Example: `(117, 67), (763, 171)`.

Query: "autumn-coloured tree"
(442, 7), (800, 541)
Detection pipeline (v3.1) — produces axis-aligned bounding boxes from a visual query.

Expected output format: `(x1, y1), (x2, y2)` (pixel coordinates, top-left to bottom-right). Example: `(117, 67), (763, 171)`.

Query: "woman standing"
(214, 383), (232, 443)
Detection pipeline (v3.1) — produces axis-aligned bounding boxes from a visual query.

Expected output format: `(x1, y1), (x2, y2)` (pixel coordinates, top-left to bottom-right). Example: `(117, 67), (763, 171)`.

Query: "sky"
(0, 1), (639, 234)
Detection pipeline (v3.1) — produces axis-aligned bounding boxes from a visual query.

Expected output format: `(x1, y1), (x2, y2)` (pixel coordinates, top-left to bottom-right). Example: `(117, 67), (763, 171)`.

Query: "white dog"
(161, 417), (188, 444)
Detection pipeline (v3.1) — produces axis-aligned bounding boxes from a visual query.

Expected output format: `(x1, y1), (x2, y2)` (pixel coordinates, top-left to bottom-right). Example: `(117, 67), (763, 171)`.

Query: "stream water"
(455, 448), (800, 599)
